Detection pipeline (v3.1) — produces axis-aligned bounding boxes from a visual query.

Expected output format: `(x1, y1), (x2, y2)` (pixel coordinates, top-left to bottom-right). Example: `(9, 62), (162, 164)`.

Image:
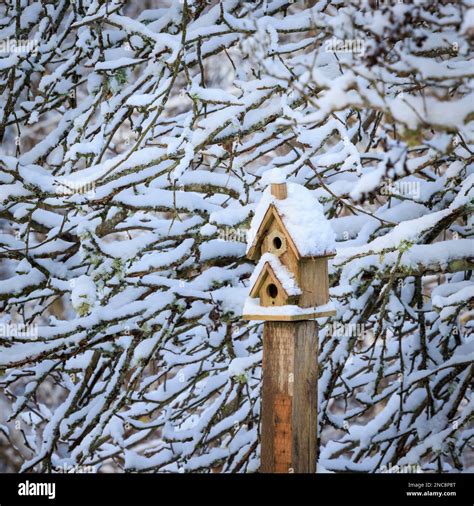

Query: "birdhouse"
(243, 181), (336, 321)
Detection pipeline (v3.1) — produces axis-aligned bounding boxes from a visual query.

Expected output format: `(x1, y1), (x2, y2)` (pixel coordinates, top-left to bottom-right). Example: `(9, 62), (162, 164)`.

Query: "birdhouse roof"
(246, 183), (336, 260)
(248, 253), (301, 298)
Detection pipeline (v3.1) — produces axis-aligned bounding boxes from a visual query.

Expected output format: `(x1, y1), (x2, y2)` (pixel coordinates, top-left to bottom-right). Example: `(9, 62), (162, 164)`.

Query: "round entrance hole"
(272, 236), (282, 250)
(266, 283), (278, 302)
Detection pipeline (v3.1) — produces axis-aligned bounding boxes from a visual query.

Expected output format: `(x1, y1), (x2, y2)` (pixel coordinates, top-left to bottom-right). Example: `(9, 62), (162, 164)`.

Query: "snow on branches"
(0, 0), (472, 473)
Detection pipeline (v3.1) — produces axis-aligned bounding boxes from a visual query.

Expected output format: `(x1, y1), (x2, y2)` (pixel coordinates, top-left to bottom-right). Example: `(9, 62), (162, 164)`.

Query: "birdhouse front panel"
(258, 270), (294, 307)
(248, 254), (301, 308)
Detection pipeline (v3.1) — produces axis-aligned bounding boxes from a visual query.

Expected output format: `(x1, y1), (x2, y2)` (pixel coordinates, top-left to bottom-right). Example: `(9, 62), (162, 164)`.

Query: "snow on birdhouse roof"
(246, 182), (336, 259)
(249, 253), (301, 297)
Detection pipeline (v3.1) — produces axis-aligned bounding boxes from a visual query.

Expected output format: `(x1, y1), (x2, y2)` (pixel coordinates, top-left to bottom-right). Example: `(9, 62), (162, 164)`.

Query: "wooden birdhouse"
(243, 181), (336, 321)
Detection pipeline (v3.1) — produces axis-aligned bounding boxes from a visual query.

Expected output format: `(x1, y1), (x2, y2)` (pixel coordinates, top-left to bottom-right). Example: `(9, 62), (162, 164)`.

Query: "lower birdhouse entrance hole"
(266, 283), (278, 304)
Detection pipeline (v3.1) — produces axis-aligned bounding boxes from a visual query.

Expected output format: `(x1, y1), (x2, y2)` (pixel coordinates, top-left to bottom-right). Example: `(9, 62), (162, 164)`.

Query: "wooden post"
(260, 320), (318, 473)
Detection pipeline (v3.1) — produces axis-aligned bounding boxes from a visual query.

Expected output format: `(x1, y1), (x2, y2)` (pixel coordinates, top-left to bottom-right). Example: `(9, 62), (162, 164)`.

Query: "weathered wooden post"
(243, 180), (336, 473)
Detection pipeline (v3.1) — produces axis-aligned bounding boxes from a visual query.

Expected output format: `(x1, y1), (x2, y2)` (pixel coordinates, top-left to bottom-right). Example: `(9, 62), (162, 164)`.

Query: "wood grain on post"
(260, 320), (318, 473)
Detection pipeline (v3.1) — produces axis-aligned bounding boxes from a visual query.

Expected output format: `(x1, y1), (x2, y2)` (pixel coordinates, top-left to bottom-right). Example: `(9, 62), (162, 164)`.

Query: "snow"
(265, 168), (287, 184)
(348, 394), (399, 448)
(247, 182), (336, 257)
(199, 240), (245, 262)
(70, 275), (97, 313)
(209, 205), (251, 226)
(0, 269), (45, 297)
(95, 58), (143, 70)
(127, 239), (194, 274)
(228, 355), (259, 378)
(461, 9), (474, 34)
(188, 84), (242, 105)
(126, 93), (157, 107)
(1, 0), (472, 477)
(350, 167), (384, 201)
(337, 239), (473, 284)
(243, 298), (335, 318)
(15, 258), (32, 274)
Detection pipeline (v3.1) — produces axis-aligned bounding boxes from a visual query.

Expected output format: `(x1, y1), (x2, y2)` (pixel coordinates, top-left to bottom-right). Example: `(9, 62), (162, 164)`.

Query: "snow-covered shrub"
(0, 0), (472, 473)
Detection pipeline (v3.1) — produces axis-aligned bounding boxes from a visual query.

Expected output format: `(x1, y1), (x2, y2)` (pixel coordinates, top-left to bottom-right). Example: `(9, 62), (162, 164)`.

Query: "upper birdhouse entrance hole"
(266, 229), (287, 257)
(266, 283), (278, 302)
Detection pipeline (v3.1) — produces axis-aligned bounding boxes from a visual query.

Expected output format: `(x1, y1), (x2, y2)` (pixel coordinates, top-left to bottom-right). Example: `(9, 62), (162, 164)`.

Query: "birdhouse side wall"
(298, 258), (330, 308)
